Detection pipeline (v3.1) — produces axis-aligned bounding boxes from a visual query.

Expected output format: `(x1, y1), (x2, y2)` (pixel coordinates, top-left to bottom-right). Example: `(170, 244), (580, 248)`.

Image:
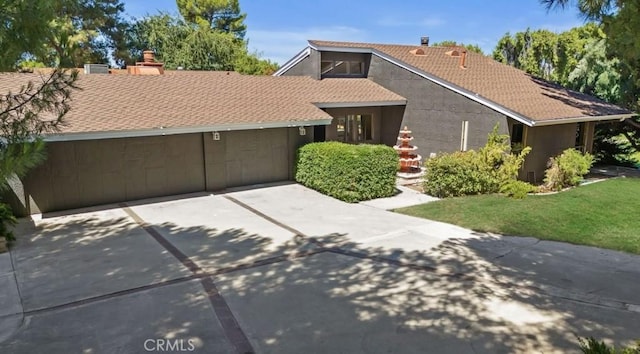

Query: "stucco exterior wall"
(11, 128), (311, 215)
(367, 56), (509, 156)
(280, 49), (320, 80)
(521, 123), (578, 182)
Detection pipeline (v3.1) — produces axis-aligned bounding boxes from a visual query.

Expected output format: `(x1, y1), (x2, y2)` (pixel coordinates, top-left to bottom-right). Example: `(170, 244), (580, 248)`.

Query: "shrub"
(578, 336), (640, 354)
(544, 148), (594, 191)
(0, 203), (17, 242)
(424, 124), (531, 198)
(424, 151), (495, 197)
(295, 142), (398, 202)
(500, 180), (536, 199)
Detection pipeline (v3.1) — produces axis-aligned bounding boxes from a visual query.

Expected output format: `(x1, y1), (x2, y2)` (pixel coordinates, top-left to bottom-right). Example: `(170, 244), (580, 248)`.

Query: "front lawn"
(396, 178), (640, 254)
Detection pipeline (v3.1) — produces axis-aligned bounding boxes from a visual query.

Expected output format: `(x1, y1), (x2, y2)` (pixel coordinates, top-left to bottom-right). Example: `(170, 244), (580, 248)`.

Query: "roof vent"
(445, 50), (461, 57)
(84, 64), (109, 74)
(410, 48), (426, 56)
(460, 50), (468, 69)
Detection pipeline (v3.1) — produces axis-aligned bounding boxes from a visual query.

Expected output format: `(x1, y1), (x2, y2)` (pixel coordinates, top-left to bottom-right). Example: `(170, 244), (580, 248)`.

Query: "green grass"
(397, 178), (640, 254)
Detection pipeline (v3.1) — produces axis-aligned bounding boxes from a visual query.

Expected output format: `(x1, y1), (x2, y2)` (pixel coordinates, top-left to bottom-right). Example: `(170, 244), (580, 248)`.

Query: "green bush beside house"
(295, 142), (398, 203)
(423, 125), (532, 198)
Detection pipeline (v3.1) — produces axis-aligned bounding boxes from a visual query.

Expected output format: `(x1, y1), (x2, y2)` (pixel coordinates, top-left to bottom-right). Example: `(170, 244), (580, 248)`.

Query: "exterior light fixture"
(212, 131), (220, 141)
(299, 126), (306, 136)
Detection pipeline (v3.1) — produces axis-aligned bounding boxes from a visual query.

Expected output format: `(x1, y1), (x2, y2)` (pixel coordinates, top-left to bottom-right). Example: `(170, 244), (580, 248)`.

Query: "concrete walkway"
(359, 185), (438, 210)
(1, 183), (639, 353)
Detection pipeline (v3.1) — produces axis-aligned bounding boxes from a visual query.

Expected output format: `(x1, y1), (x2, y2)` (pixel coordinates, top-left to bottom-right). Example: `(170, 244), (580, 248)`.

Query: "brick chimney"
(420, 36), (429, 46)
(128, 50), (165, 75)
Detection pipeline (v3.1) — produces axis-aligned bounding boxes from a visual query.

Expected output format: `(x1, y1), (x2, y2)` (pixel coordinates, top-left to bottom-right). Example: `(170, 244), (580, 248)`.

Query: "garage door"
(23, 134), (205, 214)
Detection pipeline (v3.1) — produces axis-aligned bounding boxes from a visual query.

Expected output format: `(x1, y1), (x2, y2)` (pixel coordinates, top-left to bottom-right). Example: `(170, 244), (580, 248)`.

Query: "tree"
(0, 0), (57, 70)
(129, 13), (242, 70)
(129, 12), (276, 73)
(176, 0), (247, 39)
(541, 0), (640, 154)
(0, 0), (130, 69)
(431, 40), (484, 55)
(42, 0), (129, 68)
(492, 25), (606, 84)
(234, 52), (278, 75)
(0, 69), (79, 239)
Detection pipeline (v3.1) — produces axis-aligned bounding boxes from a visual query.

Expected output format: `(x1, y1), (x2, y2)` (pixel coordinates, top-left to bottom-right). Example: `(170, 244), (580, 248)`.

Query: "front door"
(336, 114), (373, 143)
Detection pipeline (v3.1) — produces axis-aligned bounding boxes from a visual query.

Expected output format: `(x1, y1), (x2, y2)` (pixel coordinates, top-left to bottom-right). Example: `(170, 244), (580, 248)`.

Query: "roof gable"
(306, 40), (633, 125)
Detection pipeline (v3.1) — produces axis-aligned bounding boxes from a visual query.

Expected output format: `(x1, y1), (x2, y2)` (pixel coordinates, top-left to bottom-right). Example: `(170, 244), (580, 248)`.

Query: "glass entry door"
(336, 114), (372, 143)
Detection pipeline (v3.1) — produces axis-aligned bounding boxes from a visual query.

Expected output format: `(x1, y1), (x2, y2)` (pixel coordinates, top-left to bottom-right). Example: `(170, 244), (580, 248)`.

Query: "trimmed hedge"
(295, 142), (398, 202)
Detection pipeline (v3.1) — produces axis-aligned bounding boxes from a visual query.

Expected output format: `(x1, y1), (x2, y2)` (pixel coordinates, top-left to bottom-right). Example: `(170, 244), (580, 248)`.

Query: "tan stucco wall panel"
(522, 123), (577, 182)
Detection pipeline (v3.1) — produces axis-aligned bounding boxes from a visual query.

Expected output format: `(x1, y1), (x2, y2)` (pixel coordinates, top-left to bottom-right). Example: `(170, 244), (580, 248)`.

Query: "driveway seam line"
(121, 204), (255, 354)
(20, 249), (326, 318)
(222, 195), (308, 237)
(23, 275), (199, 316)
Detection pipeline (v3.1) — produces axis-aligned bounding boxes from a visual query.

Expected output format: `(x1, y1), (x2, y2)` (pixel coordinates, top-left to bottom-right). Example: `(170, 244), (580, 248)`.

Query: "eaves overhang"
(314, 100), (407, 109)
(531, 113), (636, 126)
(44, 119), (331, 142)
(273, 47), (312, 76)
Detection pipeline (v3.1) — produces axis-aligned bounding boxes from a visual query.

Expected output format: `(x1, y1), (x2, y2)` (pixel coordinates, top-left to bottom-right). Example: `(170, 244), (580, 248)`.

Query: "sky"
(122, 0), (587, 65)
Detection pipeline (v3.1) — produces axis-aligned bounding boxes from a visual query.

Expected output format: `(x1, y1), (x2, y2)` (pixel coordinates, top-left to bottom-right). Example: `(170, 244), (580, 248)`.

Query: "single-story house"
(275, 38), (635, 182)
(2, 38), (634, 215)
(1, 56), (406, 215)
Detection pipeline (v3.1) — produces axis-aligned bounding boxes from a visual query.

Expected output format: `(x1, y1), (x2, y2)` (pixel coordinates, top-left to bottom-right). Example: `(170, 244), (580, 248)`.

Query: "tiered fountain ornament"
(394, 126), (424, 183)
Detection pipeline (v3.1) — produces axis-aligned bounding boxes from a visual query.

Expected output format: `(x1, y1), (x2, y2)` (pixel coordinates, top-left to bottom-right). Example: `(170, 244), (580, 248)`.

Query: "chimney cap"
(420, 36), (429, 46)
(142, 50), (155, 63)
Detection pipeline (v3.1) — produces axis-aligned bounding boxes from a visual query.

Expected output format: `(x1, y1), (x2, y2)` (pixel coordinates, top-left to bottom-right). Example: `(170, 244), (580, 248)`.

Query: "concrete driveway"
(1, 183), (639, 353)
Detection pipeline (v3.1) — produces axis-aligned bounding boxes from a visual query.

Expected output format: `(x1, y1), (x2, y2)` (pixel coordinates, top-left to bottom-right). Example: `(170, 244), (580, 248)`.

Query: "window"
(349, 61), (364, 75)
(460, 121), (469, 151)
(335, 115), (373, 143)
(511, 124), (524, 144)
(511, 123), (525, 153)
(321, 61), (334, 75)
(361, 115), (372, 141)
(321, 60), (365, 76)
(575, 122), (585, 151)
(336, 117), (346, 141)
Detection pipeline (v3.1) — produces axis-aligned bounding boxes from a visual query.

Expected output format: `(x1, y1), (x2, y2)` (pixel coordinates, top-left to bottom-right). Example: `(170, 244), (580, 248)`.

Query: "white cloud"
(377, 16), (446, 28)
(245, 26), (367, 65)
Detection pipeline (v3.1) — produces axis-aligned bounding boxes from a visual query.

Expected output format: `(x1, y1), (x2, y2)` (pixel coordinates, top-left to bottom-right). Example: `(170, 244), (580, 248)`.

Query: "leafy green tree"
(567, 38), (620, 103)
(129, 13), (242, 70)
(130, 12), (276, 73)
(541, 0), (640, 156)
(0, 0), (56, 70)
(0, 69), (79, 239)
(234, 52), (278, 75)
(0, 0), (130, 69)
(431, 40), (484, 55)
(0, 70), (79, 181)
(176, 0), (247, 39)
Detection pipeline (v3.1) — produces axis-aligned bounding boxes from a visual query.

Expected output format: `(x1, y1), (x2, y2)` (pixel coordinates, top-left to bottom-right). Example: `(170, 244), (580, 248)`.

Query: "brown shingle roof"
(309, 40), (631, 122)
(0, 70), (405, 135)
